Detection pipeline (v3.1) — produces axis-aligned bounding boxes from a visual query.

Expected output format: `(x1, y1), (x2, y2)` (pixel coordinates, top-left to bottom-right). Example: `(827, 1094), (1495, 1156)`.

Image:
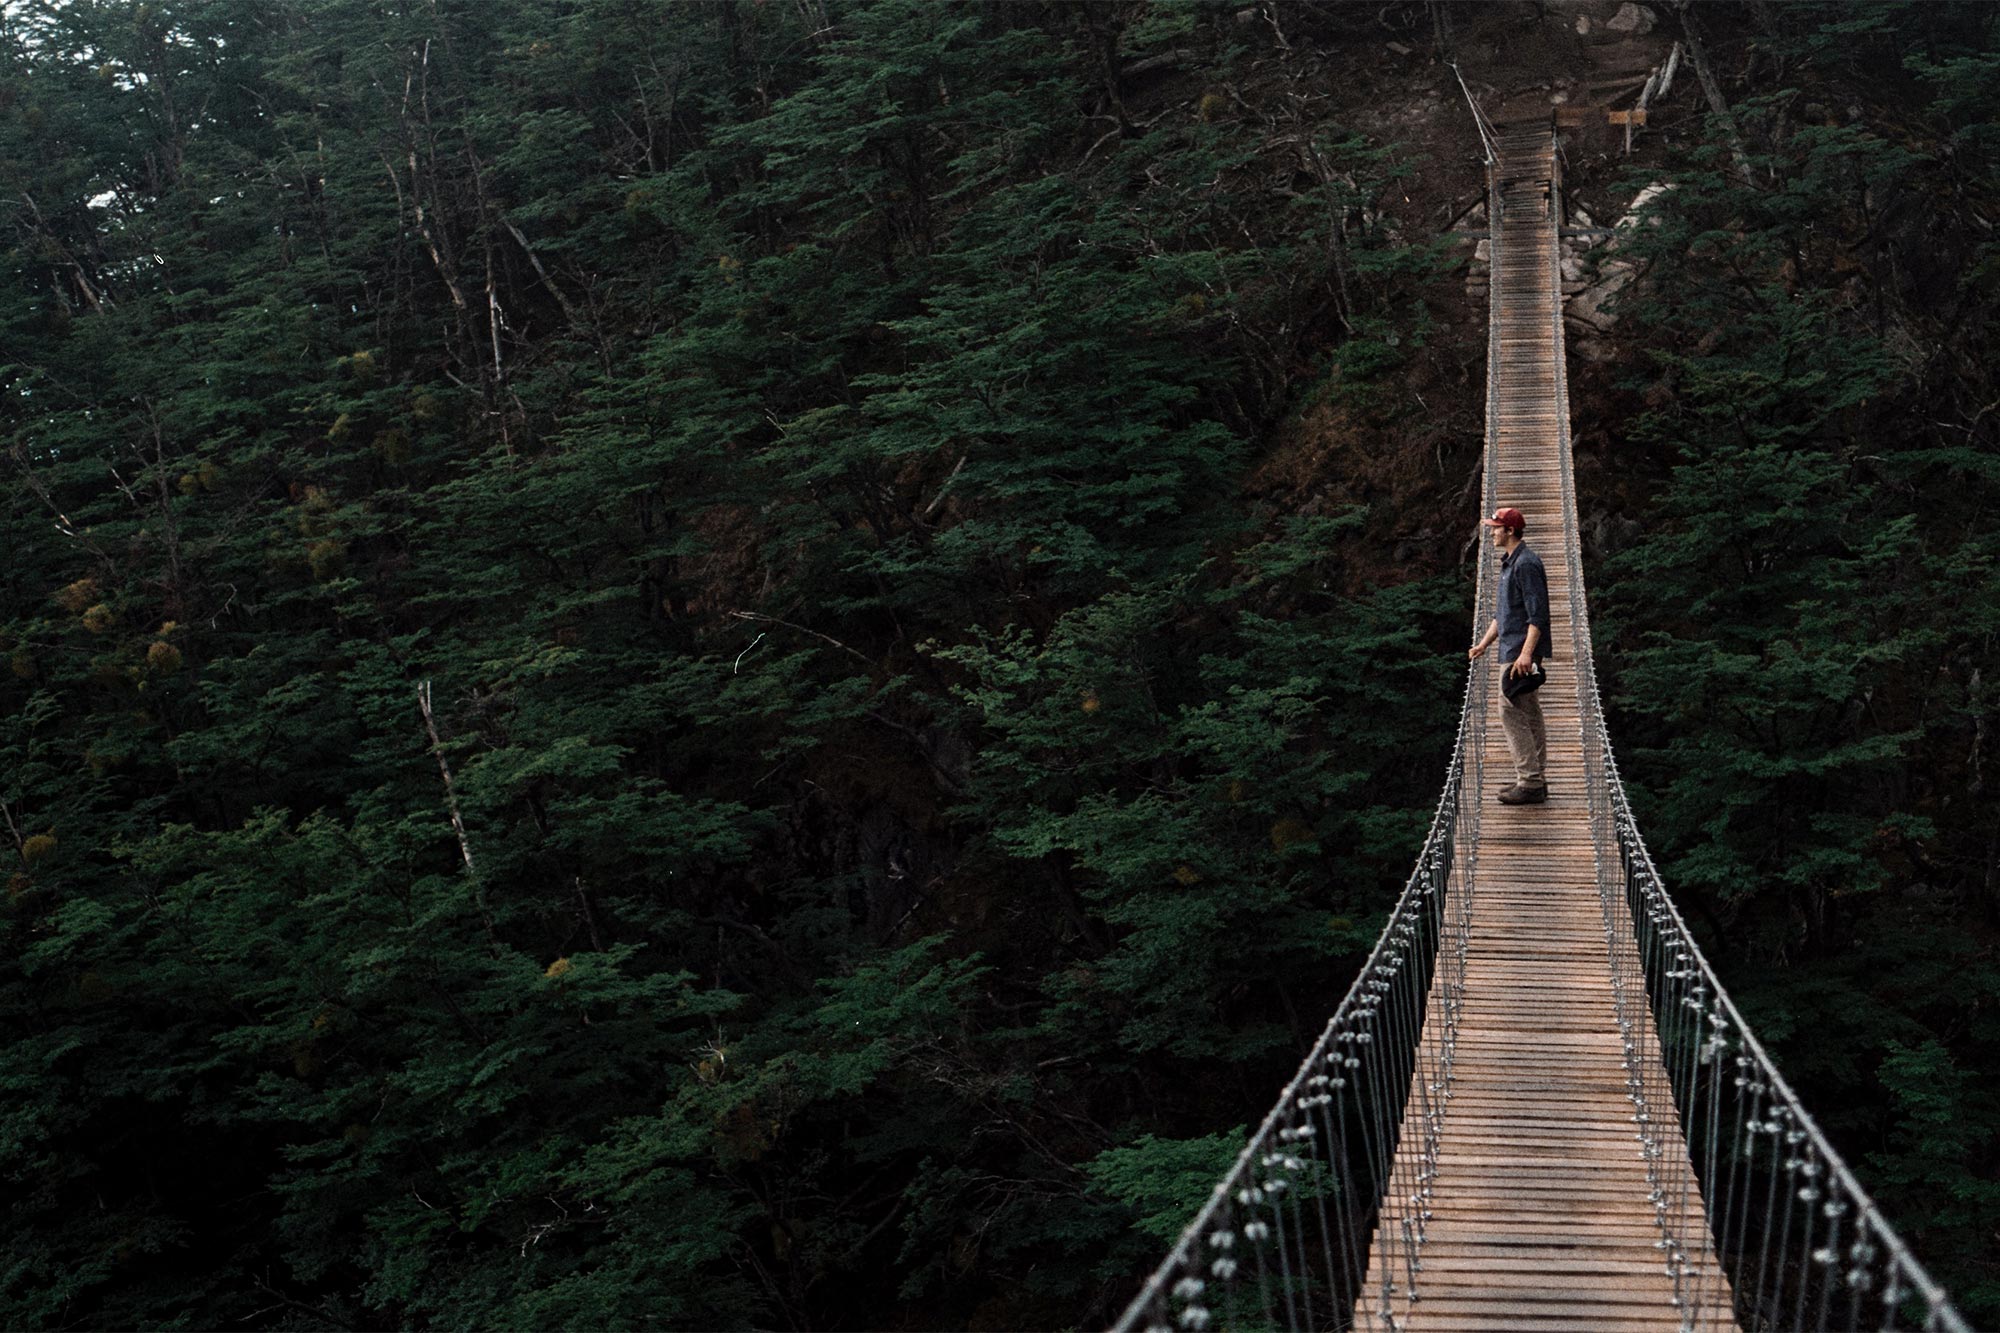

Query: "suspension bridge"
(1112, 125), (1968, 1333)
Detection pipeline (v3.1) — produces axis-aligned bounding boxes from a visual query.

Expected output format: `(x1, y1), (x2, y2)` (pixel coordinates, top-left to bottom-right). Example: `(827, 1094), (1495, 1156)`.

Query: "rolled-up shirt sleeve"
(1522, 556), (1551, 646)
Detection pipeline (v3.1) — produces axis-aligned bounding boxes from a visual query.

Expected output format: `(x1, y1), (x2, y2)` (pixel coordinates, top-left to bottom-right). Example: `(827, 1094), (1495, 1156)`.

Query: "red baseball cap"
(1482, 507), (1525, 533)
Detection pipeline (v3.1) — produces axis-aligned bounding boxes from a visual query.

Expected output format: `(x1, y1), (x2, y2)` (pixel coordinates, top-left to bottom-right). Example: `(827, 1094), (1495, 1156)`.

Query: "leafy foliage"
(1087, 1127), (1247, 1242)
(0, 1), (1463, 1327)
(1593, 7), (2000, 1315)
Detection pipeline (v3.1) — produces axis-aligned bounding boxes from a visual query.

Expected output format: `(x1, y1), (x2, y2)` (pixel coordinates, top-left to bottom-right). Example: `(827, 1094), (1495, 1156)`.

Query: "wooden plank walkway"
(1356, 126), (1736, 1332)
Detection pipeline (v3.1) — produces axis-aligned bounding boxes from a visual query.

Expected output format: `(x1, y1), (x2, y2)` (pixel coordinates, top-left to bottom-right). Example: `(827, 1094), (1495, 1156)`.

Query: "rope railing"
(1108, 160), (1507, 1333)
(1107, 652), (1488, 1333)
(1543, 141), (1970, 1333)
(1449, 61), (1500, 166)
(1112, 125), (1968, 1333)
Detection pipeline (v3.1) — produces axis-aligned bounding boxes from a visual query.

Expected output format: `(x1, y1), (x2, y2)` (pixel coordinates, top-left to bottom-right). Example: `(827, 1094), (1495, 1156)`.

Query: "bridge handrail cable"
(1106, 154), (1508, 1333)
(1105, 649), (1489, 1331)
(1110, 128), (1968, 1333)
(1545, 144), (1969, 1333)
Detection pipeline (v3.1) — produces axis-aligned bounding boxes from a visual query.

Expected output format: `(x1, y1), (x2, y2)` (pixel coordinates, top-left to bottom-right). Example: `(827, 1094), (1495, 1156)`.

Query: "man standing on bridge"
(1468, 506), (1550, 805)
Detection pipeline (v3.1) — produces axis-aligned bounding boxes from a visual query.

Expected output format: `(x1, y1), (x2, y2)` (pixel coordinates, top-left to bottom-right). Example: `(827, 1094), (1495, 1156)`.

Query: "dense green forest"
(1, 0), (1995, 1327)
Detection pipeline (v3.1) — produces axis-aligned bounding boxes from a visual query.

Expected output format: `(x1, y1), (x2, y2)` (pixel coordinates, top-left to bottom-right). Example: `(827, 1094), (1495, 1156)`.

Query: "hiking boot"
(1497, 784), (1548, 806)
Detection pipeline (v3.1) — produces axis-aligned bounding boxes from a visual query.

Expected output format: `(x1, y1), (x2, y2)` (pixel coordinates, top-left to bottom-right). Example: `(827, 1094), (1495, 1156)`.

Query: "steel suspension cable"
(1542, 133), (1970, 1333)
(1114, 124), (1968, 1333)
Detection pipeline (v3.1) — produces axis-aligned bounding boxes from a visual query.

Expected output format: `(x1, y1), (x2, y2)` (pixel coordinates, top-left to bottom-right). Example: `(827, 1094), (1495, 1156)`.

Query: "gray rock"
(1566, 264), (1634, 332)
(1605, 3), (1657, 34)
(1613, 181), (1676, 243)
(1583, 511), (1645, 556)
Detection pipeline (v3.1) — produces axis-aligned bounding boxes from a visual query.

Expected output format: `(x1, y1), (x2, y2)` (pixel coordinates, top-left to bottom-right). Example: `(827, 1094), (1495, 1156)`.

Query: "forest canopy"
(0, 0), (1996, 1328)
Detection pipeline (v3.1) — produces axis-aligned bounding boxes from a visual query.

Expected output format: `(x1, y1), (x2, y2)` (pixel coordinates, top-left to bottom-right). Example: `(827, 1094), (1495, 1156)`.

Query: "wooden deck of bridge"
(1356, 127), (1735, 1332)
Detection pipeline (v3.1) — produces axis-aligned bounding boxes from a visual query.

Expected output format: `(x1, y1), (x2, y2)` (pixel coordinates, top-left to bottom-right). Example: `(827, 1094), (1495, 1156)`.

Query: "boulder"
(1614, 181), (1675, 241)
(1571, 333), (1619, 363)
(1605, 3), (1657, 34)
(1583, 510), (1645, 556)
(1566, 265), (1632, 332)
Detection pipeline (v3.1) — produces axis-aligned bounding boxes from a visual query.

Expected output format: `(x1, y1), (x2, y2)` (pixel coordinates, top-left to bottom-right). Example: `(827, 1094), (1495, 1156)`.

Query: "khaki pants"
(1499, 685), (1547, 790)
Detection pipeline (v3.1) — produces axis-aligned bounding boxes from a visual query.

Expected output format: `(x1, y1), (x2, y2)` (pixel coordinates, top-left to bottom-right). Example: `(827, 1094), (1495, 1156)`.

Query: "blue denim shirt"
(1497, 543), (1551, 662)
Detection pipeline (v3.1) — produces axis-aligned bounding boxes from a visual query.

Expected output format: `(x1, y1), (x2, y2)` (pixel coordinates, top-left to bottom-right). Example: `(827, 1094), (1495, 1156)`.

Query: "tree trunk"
(1676, 4), (1756, 187)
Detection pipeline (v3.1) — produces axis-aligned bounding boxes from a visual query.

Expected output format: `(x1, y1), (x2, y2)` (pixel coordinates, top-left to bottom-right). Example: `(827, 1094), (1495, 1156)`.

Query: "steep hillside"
(0, 2), (1994, 1327)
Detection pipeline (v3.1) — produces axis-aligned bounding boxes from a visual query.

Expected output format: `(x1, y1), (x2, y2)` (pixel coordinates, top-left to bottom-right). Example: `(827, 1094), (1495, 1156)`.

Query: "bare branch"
(727, 610), (874, 668)
(417, 680), (501, 955)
